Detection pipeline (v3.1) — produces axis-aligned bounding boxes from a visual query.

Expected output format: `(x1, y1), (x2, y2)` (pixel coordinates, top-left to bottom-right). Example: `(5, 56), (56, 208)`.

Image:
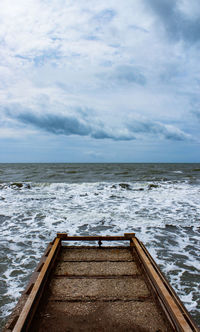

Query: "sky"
(0, 0), (200, 162)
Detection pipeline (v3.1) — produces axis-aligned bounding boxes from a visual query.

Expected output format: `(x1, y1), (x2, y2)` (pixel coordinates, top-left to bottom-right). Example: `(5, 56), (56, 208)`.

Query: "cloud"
(92, 9), (116, 25)
(96, 65), (146, 88)
(143, 0), (200, 44)
(127, 118), (191, 141)
(111, 65), (146, 85)
(5, 107), (191, 142)
(0, 0), (199, 161)
(192, 110), (200, 120)
(17, 112), (90, 136)
(13, 111), (134, 141)
(91, 128), (134, 141)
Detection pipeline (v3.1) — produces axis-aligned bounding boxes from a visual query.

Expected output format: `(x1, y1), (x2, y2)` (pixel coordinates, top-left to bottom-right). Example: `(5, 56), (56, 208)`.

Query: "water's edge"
(0, 163), (199, 328)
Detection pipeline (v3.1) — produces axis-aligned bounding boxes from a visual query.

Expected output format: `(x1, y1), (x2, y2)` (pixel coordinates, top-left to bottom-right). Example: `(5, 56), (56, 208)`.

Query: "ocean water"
(0, 163), (199, 329)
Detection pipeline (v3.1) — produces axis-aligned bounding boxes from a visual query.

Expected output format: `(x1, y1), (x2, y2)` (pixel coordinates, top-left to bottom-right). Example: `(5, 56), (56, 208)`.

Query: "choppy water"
(0, 163), (199, 329)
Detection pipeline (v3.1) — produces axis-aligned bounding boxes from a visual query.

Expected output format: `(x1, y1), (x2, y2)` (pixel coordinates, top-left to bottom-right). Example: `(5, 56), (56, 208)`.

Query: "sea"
(0, 163), (199, 329)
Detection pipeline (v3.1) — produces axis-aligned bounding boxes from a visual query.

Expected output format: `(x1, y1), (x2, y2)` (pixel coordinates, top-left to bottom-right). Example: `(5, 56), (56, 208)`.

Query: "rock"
(148, 184), (159, 190)
(11, 182), (23, 188)
(119, 183), (131, 190)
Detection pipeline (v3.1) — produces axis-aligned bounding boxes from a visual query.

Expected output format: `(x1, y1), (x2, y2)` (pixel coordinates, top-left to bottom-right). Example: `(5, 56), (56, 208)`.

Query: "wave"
(0, 178), (200, 326)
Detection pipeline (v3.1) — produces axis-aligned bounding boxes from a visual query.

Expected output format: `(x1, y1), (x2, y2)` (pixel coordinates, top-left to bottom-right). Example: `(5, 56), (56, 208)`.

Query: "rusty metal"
(124, 233), (135, 239)
(132, 237), (198, 332)
(139, 240), (198, 327)
(12, 237), (61, 332)
(57, 232), (68, 239)
(98, 239), (102, 247)
(57, 234), (133, 241)
(7, 233), (199, 332)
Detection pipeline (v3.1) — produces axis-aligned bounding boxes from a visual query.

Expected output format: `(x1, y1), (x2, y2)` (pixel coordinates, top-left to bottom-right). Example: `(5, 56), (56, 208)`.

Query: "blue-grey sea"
(0, 163), (199, 329)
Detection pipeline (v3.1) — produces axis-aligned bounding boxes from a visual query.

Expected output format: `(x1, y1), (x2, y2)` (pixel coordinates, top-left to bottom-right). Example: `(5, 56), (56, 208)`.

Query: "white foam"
(0, 180), (199, 324)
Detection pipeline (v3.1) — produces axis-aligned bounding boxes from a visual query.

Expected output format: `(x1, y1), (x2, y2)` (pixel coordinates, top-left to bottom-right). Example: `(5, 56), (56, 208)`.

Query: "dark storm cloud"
(15, 112), (133, 141)
(128, 119), (189, 141)
(17, 112), (90, 136)
(5, 108), (190, 142)
(91, 129), (134, 141)
(144, 0), (200, 44)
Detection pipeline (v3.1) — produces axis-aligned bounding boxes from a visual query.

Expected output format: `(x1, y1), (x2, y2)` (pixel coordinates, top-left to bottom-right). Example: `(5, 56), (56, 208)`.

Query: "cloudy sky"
(0, 0), (200, 162)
